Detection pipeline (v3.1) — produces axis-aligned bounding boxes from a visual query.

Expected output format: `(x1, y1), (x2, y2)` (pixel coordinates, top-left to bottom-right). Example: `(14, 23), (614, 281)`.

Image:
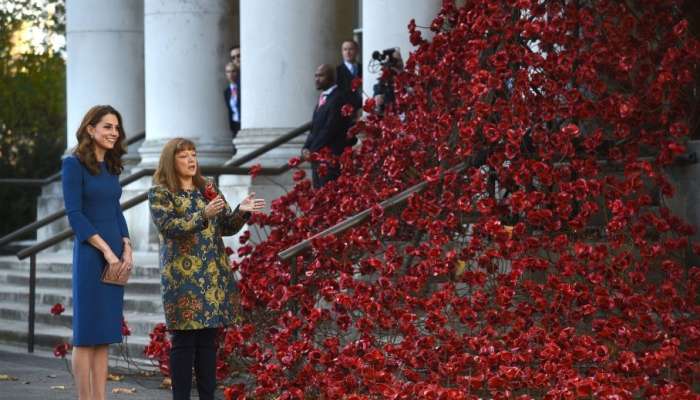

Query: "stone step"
(0, 284), (164, 313)
(0, 301), (164, 337)
(0, 318), (153, 362)
(0, 250), (166, 357)
(39, 180), (64, 196)
(0, 270), (162, 295)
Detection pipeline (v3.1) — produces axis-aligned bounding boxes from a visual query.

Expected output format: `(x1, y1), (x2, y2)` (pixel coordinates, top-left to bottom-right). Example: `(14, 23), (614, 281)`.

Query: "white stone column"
(65, 0), (145, 149)
(139, 0), (237, 167)
(47, 0), (145, 249)
(361, 0), (441, 97)
(234, 0), (353, 165)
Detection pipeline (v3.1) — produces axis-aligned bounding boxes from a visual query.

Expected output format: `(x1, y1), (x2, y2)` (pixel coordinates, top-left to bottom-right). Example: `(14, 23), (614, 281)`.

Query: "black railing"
(0, 124), (310, 249)
(277, 151), (700, 261)
(11, 122), (310, 352)
(277, 162), (470, 261)
(0, 132), (146, 188)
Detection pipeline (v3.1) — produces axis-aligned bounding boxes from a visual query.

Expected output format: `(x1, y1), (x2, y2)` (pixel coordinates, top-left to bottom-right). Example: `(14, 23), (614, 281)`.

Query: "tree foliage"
(0, 0), (66, 237)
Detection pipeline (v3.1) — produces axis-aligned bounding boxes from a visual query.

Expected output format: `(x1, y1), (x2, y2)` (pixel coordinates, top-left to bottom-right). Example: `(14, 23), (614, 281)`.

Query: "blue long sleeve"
(62, 157), (98, 242)
(117, 201), (130, 238)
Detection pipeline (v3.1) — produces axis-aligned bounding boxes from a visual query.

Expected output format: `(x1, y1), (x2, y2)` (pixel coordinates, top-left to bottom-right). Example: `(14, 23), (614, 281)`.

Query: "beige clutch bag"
(101, 262), (129, 286)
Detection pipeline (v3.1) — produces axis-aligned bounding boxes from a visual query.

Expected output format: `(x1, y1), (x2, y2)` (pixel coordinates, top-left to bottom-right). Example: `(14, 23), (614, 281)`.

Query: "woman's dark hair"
(73, 105), (126, 175)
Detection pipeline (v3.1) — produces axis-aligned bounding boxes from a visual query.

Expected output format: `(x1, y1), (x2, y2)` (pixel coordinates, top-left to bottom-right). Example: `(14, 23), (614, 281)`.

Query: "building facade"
(61, 0), (442, 250)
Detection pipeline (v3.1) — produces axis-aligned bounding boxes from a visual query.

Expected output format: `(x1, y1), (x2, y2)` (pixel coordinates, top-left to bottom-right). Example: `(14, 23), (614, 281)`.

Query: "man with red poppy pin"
(302, 64), (360, 188)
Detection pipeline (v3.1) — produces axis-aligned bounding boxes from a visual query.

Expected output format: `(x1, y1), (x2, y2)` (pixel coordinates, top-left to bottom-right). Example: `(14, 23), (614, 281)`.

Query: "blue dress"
(62, 156), (129, 346)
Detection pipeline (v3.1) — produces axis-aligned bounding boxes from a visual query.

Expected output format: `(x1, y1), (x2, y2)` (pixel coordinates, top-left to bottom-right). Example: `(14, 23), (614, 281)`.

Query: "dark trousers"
(170, 328), (218, 400)
(311, 161), (340, 189)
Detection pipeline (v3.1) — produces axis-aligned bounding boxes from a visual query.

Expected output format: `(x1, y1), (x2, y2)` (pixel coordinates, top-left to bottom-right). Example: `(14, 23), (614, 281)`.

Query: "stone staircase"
(0, 250), (165, 365)
(35, 181), (71, 251)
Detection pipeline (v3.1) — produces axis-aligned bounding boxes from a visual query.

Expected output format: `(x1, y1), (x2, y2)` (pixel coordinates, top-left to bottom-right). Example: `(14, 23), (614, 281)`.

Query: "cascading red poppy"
(146, 1), (700, 397)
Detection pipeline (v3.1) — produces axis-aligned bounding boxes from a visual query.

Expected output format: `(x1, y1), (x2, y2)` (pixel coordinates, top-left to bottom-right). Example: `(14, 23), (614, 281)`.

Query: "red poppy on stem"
(53, 342), (71, 358)
(50, 303), (65, 316)
(203, 183), (218, 202)
(249, 164), (262, 178)
(350, 77), (362, 92)
(341, 104), (355, 117)
(121, 318), (131, 337)
(224, 384), (245, 400)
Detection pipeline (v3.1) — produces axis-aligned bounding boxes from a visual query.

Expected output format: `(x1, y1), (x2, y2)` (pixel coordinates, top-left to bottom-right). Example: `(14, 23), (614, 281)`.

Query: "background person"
(224, 61), (241, 141)
(302, 64), (359, 188)
(336, 40), (361, 94)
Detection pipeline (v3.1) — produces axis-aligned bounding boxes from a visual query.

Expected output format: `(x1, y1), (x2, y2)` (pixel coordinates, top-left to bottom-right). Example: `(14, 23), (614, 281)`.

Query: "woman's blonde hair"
(153, 138), (207, 192)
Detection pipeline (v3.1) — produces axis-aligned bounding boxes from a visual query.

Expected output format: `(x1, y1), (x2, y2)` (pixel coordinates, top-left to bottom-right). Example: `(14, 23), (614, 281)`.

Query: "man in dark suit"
(336, 40), (361, 95)
(303, 64), (359, 189)
(224, 61), (241, 142)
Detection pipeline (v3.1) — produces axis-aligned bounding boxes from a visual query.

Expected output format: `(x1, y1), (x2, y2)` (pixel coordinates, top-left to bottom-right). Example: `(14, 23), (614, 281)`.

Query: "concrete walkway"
(0, 347), (173, 400)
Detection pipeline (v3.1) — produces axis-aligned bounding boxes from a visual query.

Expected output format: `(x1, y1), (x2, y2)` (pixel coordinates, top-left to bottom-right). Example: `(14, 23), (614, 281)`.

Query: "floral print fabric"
(148, 183), (248, 330)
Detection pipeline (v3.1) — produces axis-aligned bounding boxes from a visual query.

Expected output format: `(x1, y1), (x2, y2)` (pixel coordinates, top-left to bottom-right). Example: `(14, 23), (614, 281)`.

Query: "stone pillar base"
(233, 127), (308, 167)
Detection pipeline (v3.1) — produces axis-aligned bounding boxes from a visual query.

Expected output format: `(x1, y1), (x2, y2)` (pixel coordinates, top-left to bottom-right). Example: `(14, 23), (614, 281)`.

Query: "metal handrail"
(0, 131), (146, 187)
(10, 123), (310, 353)
(0, 123), (310, 249)
(223, 122), (311, 167)
(276, 151), (700, 261)
(17, 193), (149, 260)
(16, 163), (298, 261)
(277, 162), (469, 261)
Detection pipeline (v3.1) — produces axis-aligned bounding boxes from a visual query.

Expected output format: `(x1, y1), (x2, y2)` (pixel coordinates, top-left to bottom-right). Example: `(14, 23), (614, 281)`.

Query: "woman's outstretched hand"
(239, 192), (266, 213)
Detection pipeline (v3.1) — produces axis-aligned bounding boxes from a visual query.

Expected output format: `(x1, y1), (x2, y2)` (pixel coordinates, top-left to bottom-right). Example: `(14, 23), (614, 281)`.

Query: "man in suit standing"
(224, 61), (241, 147)
(303, 64), (359, 189)
(336, 40), (361, 95)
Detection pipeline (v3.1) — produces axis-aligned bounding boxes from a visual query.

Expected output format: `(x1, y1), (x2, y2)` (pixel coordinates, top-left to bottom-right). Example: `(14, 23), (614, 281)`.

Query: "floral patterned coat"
(148, 183), (249, 330)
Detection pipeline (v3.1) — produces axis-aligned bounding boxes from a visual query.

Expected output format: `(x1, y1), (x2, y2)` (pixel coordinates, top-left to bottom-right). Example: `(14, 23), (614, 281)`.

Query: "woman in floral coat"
(148, 138), (264, 400)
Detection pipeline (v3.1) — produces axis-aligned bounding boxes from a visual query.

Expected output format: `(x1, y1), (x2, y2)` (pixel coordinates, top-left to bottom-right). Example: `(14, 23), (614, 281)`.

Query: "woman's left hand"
(239, 192), (266, 213)
(121, 241), (134, 276)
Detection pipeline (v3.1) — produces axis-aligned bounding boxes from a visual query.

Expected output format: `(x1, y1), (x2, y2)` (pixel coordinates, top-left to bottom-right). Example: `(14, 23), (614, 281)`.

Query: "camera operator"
(370, 47), (403, 115)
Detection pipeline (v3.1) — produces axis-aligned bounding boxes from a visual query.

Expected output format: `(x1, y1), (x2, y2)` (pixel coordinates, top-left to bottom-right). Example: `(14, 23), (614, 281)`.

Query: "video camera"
(370, 47), (403, 115)
(371, 48), (401, 69)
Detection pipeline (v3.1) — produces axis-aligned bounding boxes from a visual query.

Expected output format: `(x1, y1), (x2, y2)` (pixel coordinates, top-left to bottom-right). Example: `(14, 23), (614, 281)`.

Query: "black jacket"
(336, 62), (361, 93)
(223, 80), (241, 135)
(304, 87), (359, 155)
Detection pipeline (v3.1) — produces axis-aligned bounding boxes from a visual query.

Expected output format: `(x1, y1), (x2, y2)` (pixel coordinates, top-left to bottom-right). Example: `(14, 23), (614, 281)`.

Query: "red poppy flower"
(53, 342), (71, 358)
(50, 303), (65, 316)
(203, 183), (218, 202)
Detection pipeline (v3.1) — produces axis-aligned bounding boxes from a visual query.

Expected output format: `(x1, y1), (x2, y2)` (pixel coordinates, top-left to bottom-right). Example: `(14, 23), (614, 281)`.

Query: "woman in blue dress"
(62, 105), (133, 400)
